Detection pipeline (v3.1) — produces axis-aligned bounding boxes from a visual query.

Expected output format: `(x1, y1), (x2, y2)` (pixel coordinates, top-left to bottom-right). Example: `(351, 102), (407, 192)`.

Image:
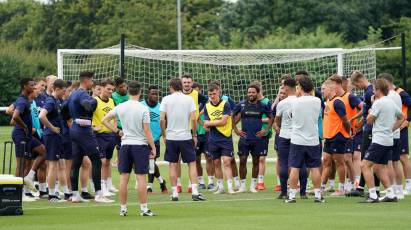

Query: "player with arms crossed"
(359, 78), (404, 203)
(39, 79), (71, 202)
(203, 83), (235, 194)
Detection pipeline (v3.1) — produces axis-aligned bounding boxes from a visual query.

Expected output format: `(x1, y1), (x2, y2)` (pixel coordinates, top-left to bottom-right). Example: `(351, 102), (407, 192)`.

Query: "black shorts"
(44, 134), (62, 161)
(324, 135), (348, 154)
(364, 143), (392, 165)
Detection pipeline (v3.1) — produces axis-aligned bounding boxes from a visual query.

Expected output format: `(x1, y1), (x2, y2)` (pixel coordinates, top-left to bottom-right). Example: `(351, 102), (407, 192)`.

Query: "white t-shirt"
(159, 92), (196, 140)
(276, 95), (297, 139)
(108, 100), (150, 145)
(370, 96), (402, 146)
(387, 90), (402, 139)
(290, 96), (321, 146)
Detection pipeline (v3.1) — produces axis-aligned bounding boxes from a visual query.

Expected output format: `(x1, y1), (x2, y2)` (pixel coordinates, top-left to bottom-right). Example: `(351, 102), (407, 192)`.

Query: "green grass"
(1, 126), (411, 230)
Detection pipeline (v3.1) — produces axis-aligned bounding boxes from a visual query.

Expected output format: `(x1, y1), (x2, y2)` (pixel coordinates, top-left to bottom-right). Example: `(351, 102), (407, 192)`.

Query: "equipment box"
(0, 175), (23, 216)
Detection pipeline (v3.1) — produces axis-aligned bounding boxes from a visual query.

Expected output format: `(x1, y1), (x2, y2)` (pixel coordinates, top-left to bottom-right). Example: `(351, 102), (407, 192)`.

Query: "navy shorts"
(208, 140), (234, 160)
(61, 135), (72, 160)
(323, 136), (348, 154)
(353, 131), (363, 152)
(164, 139), (196, 163)
(364, 143), (392, 165)
(12, 131), (42, 159)
(400, 128), (409, 155)
(345, 138), (354, 154)
(289, 143), (321, 168)
(70, 129), (100, 157)
(150, 140), (161, 159)
(196, 134), (209, 156)
(118, 145), (150, 174)
(96, 133), (117, 159)
(44, 134), (62, 161)
(392, 138), (401, 161)
(238, 139), (266, 157)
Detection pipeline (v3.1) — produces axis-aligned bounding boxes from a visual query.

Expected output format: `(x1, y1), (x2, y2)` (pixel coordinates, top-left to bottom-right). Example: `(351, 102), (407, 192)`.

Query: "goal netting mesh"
(58, 44), (380, 101)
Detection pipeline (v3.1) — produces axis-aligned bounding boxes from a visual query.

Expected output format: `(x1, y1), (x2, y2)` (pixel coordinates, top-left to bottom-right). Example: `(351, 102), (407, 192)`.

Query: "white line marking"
(24, 197), (274, 210)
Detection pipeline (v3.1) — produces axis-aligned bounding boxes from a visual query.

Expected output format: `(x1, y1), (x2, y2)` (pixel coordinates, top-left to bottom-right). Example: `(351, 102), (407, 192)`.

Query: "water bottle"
(149, 159), (155, 174)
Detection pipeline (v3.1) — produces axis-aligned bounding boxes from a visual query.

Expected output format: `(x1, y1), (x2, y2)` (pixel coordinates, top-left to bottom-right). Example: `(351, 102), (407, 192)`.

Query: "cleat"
(64, 193), (73, 201)
(237, 187), (247, 193)
(234, 185), (241, 192)
(277, 193), (287, 199)
(140, 209), (156, 216)
(147, 187), (154, 194)
(330, 189), (345, 197)
(120, 210), (127, 217)
(39, 191), (49, 199)
(284, 197), (296, 203)
(379, 196), (398, 202)
(23, 177), (37, 192)
(95, 195), (115, 203)
(48, 195), (66, 203)
(300, 194), (308, 199)
(273, 184), (281, 192)
(22, 194), (37, 202)
(160, 181), (168, 194)
(213, 189), (225, 195)
(314, 197), (325, 203)
(170, 196), (179, 201)
(359, 196), (379, 203)
(81, 192), (95, 200)
(187, 187), (192, 193)
(227, 189), (237, 194)
(249, 187), (258, 193)
(256, 183), (266, 190)
(177, 185), (182, 193)
(403, 190), (411, 196)
(192, 194), (206, 201)
(346, 189), (364, 197)
(25, 193), (40, 200)
(71, 194), (90, 203)
(325, 187), (335, 193)
(199, 184), (206, 190)
(207, 184), (215, 190)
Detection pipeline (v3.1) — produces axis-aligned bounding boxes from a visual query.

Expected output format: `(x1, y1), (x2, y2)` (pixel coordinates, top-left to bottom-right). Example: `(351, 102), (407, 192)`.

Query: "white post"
(337, 53), (344, 76)
(177, 0), (182, 76)
(57, 50), (64, 79)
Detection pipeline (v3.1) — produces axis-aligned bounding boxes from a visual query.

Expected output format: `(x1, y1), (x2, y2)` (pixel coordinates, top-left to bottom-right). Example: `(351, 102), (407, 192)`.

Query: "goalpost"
(57, 44), (401, 102)
(56, 41), (401, 164)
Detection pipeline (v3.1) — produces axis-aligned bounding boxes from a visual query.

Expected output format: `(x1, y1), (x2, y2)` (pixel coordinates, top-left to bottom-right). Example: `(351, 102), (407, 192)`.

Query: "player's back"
(160, 92), (195, 140)
(291, 96), (321, 146)
(371, 96), (401, 146)
(116, 100), (148, 145)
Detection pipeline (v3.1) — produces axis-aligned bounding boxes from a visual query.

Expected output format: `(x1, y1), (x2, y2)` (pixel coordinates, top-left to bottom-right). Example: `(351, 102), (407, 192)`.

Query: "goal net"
(57, 44), (396, 101)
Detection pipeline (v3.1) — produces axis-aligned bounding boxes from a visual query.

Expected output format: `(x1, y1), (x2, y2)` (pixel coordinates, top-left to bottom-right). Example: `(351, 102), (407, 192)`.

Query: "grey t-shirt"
(387, 90), (402, 139)
(109, 100), (150, 145)
(276, 95), (297, 139)
(370, 96), (402, 146)
(291, 96), (321, 146)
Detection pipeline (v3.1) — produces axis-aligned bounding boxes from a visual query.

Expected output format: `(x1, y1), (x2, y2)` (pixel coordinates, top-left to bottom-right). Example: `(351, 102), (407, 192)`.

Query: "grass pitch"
(1, 126), (411, 230)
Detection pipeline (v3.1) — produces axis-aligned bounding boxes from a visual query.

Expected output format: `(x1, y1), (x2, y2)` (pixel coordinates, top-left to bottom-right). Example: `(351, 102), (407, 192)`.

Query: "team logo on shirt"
(210, 110), (223, 118)
(102, 106), (112, 113)
(150, 112), (159, 121)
